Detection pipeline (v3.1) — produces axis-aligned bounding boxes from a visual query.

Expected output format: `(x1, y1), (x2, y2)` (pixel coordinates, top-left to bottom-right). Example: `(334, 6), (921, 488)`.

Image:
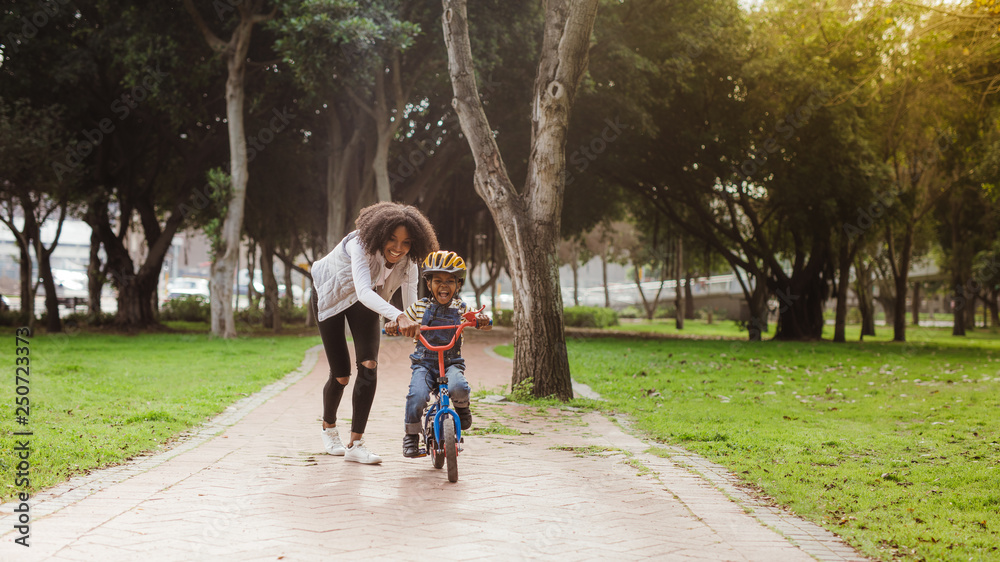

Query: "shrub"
(235, 305), (264, 325)
(509, 377), (534, 402)
(618, 306), (641, 319)
(161, 295), (210, 322)
(653, 306), (676, 319)
(64, 311), (117, 327)
(563, 306), (619, 328)
(696, 307), (726, 324)
(234, 302), (307, 326)
(495, 309), (514, 327)
(846, 307), (862, 324)
(280, 301), (307, 324)
(0, 308), (20, 327)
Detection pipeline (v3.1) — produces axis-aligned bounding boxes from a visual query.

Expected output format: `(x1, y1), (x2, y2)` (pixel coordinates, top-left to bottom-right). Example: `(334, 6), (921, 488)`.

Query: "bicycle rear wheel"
(444, 419), (458, 483)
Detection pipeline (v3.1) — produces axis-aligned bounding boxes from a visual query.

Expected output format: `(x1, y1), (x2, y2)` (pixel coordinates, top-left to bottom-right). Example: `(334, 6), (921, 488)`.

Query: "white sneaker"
(322, 427), (346, 456)
(344, 439), (382, 464)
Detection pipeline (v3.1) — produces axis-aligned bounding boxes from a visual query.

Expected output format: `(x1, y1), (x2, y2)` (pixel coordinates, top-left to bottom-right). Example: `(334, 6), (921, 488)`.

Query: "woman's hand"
(396, 314), (420, 338)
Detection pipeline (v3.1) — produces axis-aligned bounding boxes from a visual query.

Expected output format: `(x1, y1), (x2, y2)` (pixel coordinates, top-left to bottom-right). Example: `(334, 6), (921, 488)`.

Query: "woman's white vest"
(312, 231), (410, 322)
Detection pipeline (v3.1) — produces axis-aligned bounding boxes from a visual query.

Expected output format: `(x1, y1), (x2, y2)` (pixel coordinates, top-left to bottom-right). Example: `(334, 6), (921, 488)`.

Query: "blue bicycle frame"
(415, 305), (486, 453)
(429, 383), (461, 445)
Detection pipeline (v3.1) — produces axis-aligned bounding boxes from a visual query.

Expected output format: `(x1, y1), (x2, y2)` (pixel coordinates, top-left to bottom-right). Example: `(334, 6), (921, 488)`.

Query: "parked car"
(36, 268), (89, 307)
(236, 269), (305, 305)
(166, 277), (210, 300)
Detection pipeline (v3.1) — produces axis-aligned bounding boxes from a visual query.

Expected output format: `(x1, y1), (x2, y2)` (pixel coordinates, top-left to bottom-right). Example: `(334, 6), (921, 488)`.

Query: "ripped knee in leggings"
(356, 361), (377, 382)
(335, 376), (350, 385)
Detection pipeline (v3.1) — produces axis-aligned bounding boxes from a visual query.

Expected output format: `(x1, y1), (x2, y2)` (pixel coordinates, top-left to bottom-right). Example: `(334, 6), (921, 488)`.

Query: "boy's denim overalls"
(404, 300), (471, 434)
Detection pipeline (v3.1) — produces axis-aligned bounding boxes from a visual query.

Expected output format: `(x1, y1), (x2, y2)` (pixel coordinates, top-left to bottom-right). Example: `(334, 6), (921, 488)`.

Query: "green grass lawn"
(610, 318), (753, 338)
(612, 316), (1000, 344)
(1, 329), (320, 502)
(496, 328), (1000, 561)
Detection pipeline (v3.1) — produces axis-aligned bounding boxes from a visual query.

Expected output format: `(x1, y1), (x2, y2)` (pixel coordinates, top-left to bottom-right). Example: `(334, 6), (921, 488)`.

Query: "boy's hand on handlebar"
(476, 313), (492, 331)
(397, 314), (419, 337)
(384, 321), (399, 336)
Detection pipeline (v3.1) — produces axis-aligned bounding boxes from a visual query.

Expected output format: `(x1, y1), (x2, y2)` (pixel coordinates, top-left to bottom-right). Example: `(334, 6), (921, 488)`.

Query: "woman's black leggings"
(318, 301), (381, 434)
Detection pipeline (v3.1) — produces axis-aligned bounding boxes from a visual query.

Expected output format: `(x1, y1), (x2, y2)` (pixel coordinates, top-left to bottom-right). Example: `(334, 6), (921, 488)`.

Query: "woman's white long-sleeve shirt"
(312, 231), (418, 323)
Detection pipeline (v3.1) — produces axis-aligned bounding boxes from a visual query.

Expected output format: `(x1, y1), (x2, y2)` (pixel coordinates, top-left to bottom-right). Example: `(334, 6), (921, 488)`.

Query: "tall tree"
(442, 0), (599, 399)
(0, 99), (71, 329)
(588, 0), (895, 340)
(272, 0), (422, 246)
(184, 0), (275, 338)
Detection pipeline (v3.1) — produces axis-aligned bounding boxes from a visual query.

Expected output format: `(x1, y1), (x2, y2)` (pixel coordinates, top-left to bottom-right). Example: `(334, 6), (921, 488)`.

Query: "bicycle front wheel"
(431, 431), (444, 469)
(444, 419), (458, 483)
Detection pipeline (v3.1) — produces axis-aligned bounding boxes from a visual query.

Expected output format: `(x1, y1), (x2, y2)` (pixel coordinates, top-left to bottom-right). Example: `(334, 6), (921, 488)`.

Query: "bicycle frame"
(417, 305), (486, 446)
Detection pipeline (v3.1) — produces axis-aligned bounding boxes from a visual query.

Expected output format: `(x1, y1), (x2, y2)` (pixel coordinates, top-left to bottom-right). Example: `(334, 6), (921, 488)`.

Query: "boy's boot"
(403, 434), (421, 458)
(456, 407), (472, 430)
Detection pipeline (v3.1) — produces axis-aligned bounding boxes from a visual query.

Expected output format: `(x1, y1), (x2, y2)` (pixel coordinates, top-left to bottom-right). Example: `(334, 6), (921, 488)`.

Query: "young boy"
(385, 250), (491, 458)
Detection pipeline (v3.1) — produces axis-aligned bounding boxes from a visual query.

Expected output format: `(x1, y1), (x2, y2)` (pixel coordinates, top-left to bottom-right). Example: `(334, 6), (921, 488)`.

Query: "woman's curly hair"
(355, 202), (439, 264)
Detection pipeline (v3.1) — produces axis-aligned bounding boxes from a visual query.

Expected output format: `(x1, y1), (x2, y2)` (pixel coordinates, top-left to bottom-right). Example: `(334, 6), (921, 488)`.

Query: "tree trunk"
(773, 274), (826, 341)
(745, 274), (769, 341)
(834, 239), (850, 343)
(306, 279), (317, 328)
(326, 110), (356, 249)
(854, 257), (876, 338)
(952, 271), (966, 336)
(887, 223), (914, 342)
(261, 240), (280, 332)
(283, 261), (294, 309)
(211, 44), (252, 338)
(684, 270), (695, 320)
(988, 290), (1000, 328)
(368, 61), (405, 204)
(115, 205), (185, 330)
(601, 254), (610, 308)
(571, 259), (579, 307)
(911, 281), (921, 326)
(966, 291), (977, 331)
(491, 272), (499, 319)
(442, 0), (598, 399)
(507, 226), (572, 397)
(635, 267), (654, 320)
(30, 230), (61, 333)
(87, 224), (104, 317)
(36, 243), (61, 333)
(246, 240), (259, 311)
(184, 0), (265, 339)
(3, 200), (36, 326)
(17, 240), (34, 327)
(23, 201), (67, 333)
(674, 238), (683, 330)
(469, 257), (501, 310)
(877, 290), (895, 327)
(115, 273), (159, 329)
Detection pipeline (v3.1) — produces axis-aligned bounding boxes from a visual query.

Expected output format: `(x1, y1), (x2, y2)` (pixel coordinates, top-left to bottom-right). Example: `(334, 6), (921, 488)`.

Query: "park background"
(2, 0), (1000, 560)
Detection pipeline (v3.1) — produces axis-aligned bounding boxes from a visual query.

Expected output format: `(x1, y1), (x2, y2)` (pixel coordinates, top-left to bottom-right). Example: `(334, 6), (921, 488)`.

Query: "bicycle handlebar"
(416, 304), (487, 352)
(383, 304), (489, 345)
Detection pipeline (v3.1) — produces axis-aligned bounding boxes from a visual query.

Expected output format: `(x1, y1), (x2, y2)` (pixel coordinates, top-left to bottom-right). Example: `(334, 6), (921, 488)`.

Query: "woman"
(312, 202), (439, 464)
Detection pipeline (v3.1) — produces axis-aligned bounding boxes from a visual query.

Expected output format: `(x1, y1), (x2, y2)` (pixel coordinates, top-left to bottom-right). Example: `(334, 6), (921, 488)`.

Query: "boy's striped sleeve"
(403, 299), (426, 322)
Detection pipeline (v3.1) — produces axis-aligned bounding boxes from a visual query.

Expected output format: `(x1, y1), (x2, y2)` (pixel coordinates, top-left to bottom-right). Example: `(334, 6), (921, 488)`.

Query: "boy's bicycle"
(391, 305), (485, 483)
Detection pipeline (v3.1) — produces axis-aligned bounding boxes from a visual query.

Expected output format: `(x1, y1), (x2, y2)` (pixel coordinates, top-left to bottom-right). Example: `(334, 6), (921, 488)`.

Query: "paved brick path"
(2, 330), (868, 561)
